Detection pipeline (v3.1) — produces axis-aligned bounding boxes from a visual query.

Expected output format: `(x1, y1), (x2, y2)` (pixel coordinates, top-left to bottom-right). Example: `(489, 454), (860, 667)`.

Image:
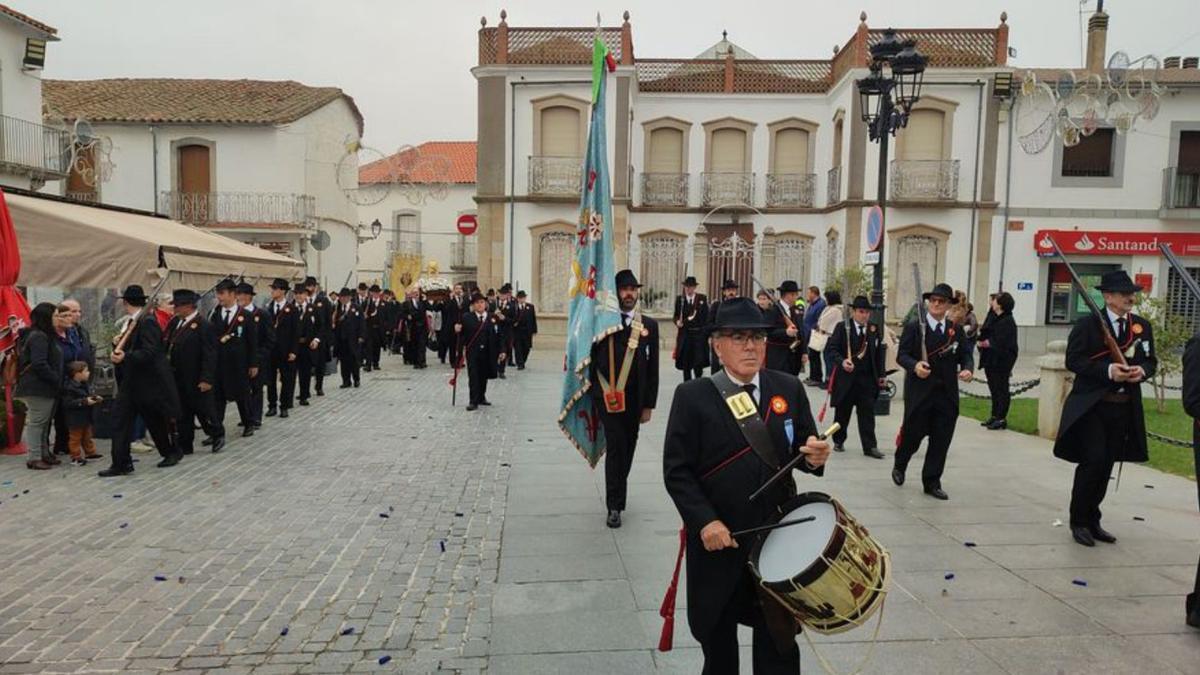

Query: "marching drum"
(749, 492), (889, 635)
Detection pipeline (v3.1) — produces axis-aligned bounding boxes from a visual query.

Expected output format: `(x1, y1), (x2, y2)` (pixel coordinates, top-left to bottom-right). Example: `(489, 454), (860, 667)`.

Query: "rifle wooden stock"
(1047, 237), (1127, 366)
(911, 263), (928, 363)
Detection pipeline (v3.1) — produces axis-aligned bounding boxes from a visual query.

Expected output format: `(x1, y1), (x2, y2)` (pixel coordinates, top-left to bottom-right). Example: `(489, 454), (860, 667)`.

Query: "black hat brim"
(921, 292), (958, 304)
(1095, 283), (1143, 293)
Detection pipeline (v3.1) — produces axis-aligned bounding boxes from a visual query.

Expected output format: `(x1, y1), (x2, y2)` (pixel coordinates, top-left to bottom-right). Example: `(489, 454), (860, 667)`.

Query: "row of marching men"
(98, 276), (390, 477)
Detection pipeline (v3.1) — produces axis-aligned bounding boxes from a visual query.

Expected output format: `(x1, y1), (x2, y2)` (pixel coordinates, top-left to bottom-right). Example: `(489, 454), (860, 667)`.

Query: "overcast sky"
(32, 0), (1200, 152)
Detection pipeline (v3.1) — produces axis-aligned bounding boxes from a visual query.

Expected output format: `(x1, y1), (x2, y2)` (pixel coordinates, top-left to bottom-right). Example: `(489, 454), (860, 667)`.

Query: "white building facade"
(41, 79), (365, 289)
(0, 5), (68, 192)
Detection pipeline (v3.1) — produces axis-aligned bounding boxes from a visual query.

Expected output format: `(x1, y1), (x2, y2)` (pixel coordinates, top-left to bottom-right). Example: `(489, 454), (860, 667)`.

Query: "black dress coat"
(209, 306), (258, 398)
(1182, 334), (1200, 510)
(1054, 313), (1156, 464)
(490, 298), (517, 353)
(663, 369), (822, 643)
(248, 305), (274, 379)
(588, 317), (660, 413)
(978, 311), (1018, 373)
(673, 294), (710, 370)
(113, 315), (180, 419)
(268, 301), (299, 362)
(332, 302), (364, 361)
(827, 320), (886, 407)
(896, 317), (973, 426)
(763, 301), (803, 373)
(310, 296), (334, 365)
(439, 296), (468, 347)
(165, 313), (218, 404)
(512, 302), (538, 338)
(459, 310), (501, 379)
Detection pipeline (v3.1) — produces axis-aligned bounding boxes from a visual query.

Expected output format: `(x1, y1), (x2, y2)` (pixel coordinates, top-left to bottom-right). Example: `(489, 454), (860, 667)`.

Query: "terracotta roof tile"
(359, 141), (476, 185)
(42, 78), (364, 134)
(0, 3), (56, 35)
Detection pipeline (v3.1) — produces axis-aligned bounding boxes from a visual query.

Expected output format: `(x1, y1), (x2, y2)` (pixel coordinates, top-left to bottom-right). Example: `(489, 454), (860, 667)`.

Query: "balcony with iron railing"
(765, 173), (816, 208)
(159, 191), (316, 227)
(889, 160), (960, 202)
(0, 114), (71, 179)
(640, 172), (689, 206)
(1162, 167), (1200, 213)
(451, 239), (478, 269)
(827, 165), (842, 205)
(702, 172), (754, 207)
(528, 156), (582, 197)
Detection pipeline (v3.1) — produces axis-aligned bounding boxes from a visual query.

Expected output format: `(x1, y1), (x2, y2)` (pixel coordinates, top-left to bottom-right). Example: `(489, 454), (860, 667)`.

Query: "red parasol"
(0, 189), (32, 453)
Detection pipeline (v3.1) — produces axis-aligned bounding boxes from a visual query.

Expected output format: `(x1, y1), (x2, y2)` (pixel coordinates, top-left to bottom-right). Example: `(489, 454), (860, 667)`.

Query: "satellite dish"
(73, 119), (96, 145)
(310, 230), (332, 251)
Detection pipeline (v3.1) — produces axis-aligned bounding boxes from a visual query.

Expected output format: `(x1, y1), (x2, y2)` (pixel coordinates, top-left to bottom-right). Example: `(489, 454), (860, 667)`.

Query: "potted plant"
(0, 391), (28, 452)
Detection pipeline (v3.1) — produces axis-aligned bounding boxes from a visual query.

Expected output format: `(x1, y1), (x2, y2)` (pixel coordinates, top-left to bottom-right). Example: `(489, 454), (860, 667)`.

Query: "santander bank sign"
(1034, 230), (1200, 257)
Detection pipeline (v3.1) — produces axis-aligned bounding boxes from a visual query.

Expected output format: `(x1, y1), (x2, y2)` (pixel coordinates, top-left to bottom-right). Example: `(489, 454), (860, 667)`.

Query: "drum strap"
(710, 371), (783, 470)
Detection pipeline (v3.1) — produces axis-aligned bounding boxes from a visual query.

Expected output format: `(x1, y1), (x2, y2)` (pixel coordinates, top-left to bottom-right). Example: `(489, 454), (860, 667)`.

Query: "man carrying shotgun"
(1053, 267), (1155, 548)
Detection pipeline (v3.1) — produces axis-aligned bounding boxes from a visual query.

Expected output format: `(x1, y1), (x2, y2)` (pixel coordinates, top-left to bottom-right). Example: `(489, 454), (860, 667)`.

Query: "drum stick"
(731, 515), (816, 538)
(749, 422), (841, 502)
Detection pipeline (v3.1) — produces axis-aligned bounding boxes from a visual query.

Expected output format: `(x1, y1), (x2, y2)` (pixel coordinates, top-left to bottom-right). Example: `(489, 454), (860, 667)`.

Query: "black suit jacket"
(460, 310), (500, 378)
(115, 314), (180, 418)
(673, 294), (710, 370)
(248, 305), (274, 371)
(978, 310), (1018, 373)
(439, 296), (467, 340)
(512, 303), (538, 336)
(209, 305), (258, 396)
(401, 300), (430, 337)
(588, 316), (660, 413)
(1054, 312), (1156, 463)
(764, 301), (802, 373)
(268, 301), (299, 362)
(662, 369), (822, 643)
(332, 302), (364, 359)
(1181, 334), (1200, 510)
(896, 316), (973, 424)
(165, 314), (218, 402)
(827, 320), (886, 407)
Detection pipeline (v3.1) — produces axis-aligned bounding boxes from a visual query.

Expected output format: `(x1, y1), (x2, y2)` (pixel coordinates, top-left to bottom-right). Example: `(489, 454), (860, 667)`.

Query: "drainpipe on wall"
(965, 80), (985, 298)
(150, 125), (159, 214)
(997, 96), (1016, 292)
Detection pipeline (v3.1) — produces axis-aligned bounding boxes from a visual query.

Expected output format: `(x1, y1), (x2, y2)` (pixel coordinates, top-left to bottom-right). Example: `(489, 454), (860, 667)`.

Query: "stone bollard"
(1036, 340), (1071, 440)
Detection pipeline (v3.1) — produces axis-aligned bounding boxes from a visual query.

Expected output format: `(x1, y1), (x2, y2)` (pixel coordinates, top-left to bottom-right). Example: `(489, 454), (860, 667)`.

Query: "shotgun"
(911, 263), (928, 363)
(1047, 236), (1127, 366)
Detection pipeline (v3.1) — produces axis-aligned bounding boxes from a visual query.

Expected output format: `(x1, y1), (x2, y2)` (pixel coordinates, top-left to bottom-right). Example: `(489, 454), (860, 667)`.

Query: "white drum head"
(757, 501), (837, 583)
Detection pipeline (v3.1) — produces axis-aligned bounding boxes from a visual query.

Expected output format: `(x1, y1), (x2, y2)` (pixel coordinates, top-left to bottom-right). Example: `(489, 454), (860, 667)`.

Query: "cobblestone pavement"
(0, 352), (516, 674)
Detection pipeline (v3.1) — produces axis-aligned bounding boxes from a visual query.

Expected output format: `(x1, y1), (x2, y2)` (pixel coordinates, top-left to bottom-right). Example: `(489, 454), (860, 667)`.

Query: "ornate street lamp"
(370, 218), (383, 239)
(855, 29), (926, 330)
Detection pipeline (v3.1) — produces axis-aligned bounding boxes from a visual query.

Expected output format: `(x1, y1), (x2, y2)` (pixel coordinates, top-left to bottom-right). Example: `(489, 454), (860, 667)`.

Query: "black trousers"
(369, 329), (384, 367)
(513, 332), (533, 366)
(52, 396), (69, 453)
(466, 353), (489, 404)
(985, 367), (1012, 420)
(832, 382), (878, 451)
(1188, 555), (1199, 618)
(497, 336), (511, 373)
(267, 357), (296, 410)
(296, 349), (313, 401)
(407, 332), (428, 367)
(1069, 401), (1130, 527)
(176, 389), (222, 453)
(681, 366), (704, 381)
(700, 572), (800, 675)
(109, 393), (175, 471)
(247, 369), (265, 425)
(312, 347), (326, 392)
(807, 347), (824, 382)
(340, 346), (361, 386)
(213, 383), (251, 429)
(894, 389), (958, 489)
(601, 406), (641, 511)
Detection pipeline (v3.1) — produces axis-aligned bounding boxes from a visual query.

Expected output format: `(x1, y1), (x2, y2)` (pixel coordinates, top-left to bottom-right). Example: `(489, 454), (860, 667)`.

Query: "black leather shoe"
(891, 468), (905, 486)
(924, 486), (949, 501)
(606, 510), (622, 528)
(498, 373), (506, 379)
(987, 419), (1007, 430)
(280, 408), (289, 418)
(210, 437), (226, 454)
(316, 389), (324, 396)
(241, 427), (254, 438)
(299, 399), (310, 406)
(266, 408), (278, 417)
(480, 399), (492, 406)
(833, 443), (845, 453)
(1089, 525), (1117, 544)
(466, 404), (478, 411)
(864, 448), (885, 459)
(339, 383), (351, 389)
(517, 365), (525, 370)
(97, 467), (133, 477)
(1072, 526), (1096, 547)
(156, 455), (181, 468)
(980, 417), (995, 427)
(181, 448), (194, 455)
(353, 381), (360, 388)
(1187, 607), (1200, 629)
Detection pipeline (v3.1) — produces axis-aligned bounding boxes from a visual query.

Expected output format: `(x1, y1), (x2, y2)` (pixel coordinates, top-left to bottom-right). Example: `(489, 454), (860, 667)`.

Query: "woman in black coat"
(977, 291), (1018, 429)
(16, 303), (64, 470)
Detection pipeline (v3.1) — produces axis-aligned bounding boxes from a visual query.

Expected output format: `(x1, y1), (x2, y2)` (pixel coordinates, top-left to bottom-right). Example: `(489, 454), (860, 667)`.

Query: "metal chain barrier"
(1147, 430), (1194, 448)
(958, 377), (1041, 400)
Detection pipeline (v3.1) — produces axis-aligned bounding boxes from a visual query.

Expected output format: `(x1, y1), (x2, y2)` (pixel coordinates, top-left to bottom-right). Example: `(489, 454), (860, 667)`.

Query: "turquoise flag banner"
(558, 36), (621, 467)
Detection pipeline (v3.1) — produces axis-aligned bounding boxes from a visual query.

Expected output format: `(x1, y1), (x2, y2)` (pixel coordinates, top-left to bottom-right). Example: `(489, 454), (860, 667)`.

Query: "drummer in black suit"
(164, 289), (223, 455)
(827, 295), (886, 459)
(1182, 331), (1200, 628)
(663, 297), (830, 674)
(891, 283), (973, 500)
(590, 269), (659, 528)
(1054, 271), (1156, 547)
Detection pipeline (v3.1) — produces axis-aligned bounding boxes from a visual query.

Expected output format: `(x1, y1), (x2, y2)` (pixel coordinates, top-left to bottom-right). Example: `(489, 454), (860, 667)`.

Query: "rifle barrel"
(1160, 244), (1200, 303)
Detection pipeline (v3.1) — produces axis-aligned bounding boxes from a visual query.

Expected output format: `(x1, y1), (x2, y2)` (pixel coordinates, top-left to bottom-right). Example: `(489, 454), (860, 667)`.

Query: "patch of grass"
(959, 397), (1197, 481)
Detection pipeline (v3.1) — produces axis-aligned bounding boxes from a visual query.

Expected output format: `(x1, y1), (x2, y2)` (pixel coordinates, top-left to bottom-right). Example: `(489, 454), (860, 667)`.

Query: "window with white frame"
(394, 212), (421, 256)
(638, 233), (685, 314)
(775, 236), (812, 289)
(538, 231), (574, 314)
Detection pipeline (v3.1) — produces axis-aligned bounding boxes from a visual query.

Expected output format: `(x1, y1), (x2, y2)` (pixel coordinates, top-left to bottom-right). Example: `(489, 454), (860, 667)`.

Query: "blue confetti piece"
(379, 513), (390, 519)
(1, 480), (11, 486)
(439, 540), (446, 553)
(153, 575), (167, 582)
(280, 627), (289, 636)
(341, 627), (355, 636)
(454, 512), (463, 517)
(944, 573), (955, 580)
(1072, 578), (1087, 587)
(119, 523), (129, 529)
(22, 489), (28, 494)
(378, 655), (392, 665)
(113, 494), (123, 499)
(963, 541), (977, 547)
(1133, 516), (1145, 521)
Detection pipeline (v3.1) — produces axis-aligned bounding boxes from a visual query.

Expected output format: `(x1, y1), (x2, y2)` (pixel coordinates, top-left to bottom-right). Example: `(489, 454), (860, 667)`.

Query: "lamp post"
(856, 29), (927, 329)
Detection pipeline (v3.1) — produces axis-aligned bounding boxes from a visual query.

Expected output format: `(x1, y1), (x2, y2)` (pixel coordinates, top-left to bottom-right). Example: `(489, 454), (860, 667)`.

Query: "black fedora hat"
(120, 285), (148, 303)
(922, 283), (958, 303)
(292, 282), (309, 295)
(499, 283), (513, 293)
(777, 280), (800, 294)
(682, 276), (699, 287)
(709, 297), (773, 333)
(470, 291), (487, 303)
(172, 288), (199, 306)
(270, 277), (290, 291)
(215, 278), (238, 293)
(369, 284), (381, 293)
(615, 269), (642, 288)
(339, 287), (354, 297)
(516, 290), (527, 298)
(1095, 270), (1142, 293)
(849, 295), (872, 311)
(235, 282), (255, 295)
(303, 276), (318, 287)
(721, 278), (739, 290)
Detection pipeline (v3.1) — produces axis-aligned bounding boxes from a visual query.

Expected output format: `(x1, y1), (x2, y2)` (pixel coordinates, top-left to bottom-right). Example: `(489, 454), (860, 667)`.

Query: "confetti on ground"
(22, 489), (28, 494)
(378, 655), (392, 665)
(1072, 579), (1088, 587)
(963, 541), (977, 547)
(379, 513), (389, 519)
(944, 573), (955, 580)
(1, 481), (11, 485)
(113, 494), (123, 499)
(178, 577), (186, 584)
(1133, 516), (1145, 521)
(1144, 485), (1154, 489)
(280, 627), (289, 636)
(153, 576), (167, 582)
(388, 506), (394, 512)
(454, 512), (463, 517)
(1052, 519), (1063, 527)
(439, 540), (446, 553)
(119, 523), (129, 529)
(341, 627), (355, 636)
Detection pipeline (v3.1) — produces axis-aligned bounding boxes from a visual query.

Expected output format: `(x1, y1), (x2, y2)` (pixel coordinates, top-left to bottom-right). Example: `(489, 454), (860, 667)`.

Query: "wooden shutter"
(648, 128), (683, 173)
(1177, 131), (1200, 172)
(773, 128), (808, 173)
(710, 128), (746, 172)
(900, 110), (944, 161)
(541, 107), (580, 157)
(178, 145), (211, 193)
(832, 120), (844, 168)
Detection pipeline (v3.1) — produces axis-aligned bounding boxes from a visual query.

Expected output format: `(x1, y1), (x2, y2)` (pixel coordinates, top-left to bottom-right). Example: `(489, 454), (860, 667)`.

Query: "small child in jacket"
(62, 361), (103, 465)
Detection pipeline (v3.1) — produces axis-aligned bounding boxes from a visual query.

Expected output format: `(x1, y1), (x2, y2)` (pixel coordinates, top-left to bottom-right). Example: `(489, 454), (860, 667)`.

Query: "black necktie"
(1117, 317), (1127, 342)
(741, 383), (758, 410)
(934, 322), (943, 338)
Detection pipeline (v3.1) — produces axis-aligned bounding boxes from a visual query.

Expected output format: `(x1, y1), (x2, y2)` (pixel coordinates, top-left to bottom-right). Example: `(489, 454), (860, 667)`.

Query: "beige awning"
(9, 193), (305, 291)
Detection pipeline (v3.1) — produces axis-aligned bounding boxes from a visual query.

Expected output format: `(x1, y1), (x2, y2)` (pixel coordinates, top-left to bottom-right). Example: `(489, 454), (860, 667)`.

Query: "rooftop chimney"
(1184, 57), (1199, 69)
(1085, 2), (1109, 73)
(1164, 56), (1181, 69)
